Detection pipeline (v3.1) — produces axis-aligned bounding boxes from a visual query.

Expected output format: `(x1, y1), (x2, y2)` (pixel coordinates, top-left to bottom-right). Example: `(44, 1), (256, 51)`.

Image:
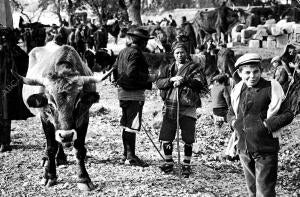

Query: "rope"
(176, 88), (181, 181)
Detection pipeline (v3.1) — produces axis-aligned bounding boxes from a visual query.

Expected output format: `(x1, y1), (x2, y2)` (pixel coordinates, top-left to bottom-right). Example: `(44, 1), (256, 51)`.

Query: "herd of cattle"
(8, 4), (300, 191)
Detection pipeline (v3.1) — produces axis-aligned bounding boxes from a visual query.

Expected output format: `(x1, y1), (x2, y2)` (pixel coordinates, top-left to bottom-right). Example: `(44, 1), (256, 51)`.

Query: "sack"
(224, 130), (238, 159)
(179, 86), (202, 108)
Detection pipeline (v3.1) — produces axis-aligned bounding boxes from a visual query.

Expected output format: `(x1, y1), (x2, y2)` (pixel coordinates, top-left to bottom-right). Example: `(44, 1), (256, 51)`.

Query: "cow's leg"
(73, 122), (94, 191)
(40, 118), (58, 187)
(56, 144), (68, 166)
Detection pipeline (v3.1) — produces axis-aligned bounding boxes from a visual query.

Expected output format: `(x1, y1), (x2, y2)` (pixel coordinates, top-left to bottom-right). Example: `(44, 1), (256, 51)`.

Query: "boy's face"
(238, 64), (262, 87)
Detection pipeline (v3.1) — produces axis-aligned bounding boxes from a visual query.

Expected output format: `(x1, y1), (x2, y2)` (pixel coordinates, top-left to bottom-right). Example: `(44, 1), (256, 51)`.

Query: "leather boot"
(121, 129), (127, 164)
(124, 131), (149, 167)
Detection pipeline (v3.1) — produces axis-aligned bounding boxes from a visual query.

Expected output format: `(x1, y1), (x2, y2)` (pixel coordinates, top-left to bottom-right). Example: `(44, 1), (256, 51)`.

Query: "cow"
(12, 44), (109, 191)
(192, 5), (244, 45)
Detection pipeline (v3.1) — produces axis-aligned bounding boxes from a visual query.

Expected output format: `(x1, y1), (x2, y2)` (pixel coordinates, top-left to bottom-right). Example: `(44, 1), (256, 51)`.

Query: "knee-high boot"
(123, 130), (148, 167)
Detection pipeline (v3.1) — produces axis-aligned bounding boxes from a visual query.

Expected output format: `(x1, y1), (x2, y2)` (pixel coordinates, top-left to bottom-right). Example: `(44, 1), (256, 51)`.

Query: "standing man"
(181, 16), (197, 54)
(168, 14), (177, 27)
(0, 27), (33, 152)
(113, 28), (157, 167)
(156, 42), (207, 178)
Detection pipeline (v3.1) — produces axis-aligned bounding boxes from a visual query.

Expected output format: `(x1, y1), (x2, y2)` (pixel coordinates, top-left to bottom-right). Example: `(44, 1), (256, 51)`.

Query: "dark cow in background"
(13, 45), (107, 191)
(105, 20), (121, 44)
(93, 48), (117, 73)
(192, 5), (243, 45)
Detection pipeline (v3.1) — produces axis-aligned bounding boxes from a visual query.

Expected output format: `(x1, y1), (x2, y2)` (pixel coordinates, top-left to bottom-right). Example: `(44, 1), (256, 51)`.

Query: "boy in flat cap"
(227, 53), (294, 196)
(113, 28), (157, 167)
(156, 41), (207, 177)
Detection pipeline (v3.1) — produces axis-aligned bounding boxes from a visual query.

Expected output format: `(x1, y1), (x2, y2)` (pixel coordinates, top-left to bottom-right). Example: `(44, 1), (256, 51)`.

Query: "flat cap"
(234, 53), (262, 68)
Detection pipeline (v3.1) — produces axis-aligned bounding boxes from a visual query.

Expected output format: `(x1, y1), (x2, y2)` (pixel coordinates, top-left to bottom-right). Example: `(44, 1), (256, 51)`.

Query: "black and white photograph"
(1, 0), (300, 196)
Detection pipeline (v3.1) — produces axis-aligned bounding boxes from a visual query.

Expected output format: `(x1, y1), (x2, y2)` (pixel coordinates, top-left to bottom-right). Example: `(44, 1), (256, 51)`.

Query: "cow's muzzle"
(55, 129), (77, 144)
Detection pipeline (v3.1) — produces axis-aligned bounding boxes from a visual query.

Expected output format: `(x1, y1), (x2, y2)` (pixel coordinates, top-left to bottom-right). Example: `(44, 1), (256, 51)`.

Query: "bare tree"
(11, 0), (46, 23)
(121, 0), (142, 25)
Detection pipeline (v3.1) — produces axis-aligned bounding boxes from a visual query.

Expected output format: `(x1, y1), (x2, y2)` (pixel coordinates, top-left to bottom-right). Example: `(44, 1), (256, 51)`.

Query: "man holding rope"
(156, 41), (207, 178)
(113, 27), (157, 167)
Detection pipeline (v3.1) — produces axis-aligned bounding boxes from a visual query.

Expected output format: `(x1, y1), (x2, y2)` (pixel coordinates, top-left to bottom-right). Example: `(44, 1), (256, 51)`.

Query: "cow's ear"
(79, 92), (100, 105)
(27, 93), (48, 108)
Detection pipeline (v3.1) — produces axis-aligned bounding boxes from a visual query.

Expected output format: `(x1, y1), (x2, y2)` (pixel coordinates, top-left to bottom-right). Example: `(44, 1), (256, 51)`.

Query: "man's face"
(238, 64), (262, 87)
(174, 47), (187, 64)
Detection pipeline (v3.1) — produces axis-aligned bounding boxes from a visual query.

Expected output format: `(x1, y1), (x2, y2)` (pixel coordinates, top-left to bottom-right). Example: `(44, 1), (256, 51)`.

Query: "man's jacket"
(114, 45), (152, 90)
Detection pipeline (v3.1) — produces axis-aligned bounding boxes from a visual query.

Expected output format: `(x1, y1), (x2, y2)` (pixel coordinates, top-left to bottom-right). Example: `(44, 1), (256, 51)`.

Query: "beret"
(234, 53), (262, 68)
(270, 56), (281, 64)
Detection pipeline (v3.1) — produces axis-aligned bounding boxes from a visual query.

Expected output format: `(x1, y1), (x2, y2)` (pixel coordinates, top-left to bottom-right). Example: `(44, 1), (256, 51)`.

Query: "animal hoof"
(40, 178), (57, 187)
(77, 182), (95, 191)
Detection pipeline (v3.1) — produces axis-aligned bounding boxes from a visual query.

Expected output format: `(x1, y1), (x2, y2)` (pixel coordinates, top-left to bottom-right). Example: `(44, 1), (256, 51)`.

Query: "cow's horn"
(232, 3), (236, 10)
(81, 67), (116, 84)
(11, 69), (45, 86)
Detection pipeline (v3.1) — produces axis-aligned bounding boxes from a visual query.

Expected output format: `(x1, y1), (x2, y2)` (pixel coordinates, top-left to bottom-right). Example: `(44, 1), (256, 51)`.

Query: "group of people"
(1, 14), (299, 196)
(113, 25), (297, 196)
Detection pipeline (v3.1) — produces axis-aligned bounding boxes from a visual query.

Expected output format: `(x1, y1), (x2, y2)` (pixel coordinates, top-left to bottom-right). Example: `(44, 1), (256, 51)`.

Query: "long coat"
(0, 27), (33, 120)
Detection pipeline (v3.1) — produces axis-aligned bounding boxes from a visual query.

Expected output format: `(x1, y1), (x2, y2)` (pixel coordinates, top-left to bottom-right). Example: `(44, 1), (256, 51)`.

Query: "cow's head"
(13, 47), (112, 144)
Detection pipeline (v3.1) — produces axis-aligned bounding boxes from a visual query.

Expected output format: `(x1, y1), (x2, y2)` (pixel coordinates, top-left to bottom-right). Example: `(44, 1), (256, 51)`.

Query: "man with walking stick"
(156, 41), (207, 177)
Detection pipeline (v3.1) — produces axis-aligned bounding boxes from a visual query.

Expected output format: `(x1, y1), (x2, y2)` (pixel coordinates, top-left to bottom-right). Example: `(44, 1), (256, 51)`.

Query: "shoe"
(159, 162), (174, 173)
(0, 144), (12, 152)
(125, 156), (149, 167)
(181, 165), (191, 178)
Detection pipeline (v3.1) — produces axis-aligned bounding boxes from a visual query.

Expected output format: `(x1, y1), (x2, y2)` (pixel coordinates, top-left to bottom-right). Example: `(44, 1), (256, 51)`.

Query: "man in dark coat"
(93, 25), (108, 51)
(113, 28), (157, 167)
(181, 16), (197, 54)
(0, 27), (33, 152)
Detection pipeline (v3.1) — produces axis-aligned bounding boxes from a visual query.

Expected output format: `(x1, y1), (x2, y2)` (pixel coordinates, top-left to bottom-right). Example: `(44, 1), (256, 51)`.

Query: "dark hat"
(172, 41), (187, 52)
(234, 53), (262, 68)
(126, 28), (154, 39)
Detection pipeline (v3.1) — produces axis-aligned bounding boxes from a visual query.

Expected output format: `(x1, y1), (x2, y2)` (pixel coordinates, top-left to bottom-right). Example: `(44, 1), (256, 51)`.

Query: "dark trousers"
(0, 119), (11, 144)
(239, 152), (278, 197)
(159, 115), (196, 144)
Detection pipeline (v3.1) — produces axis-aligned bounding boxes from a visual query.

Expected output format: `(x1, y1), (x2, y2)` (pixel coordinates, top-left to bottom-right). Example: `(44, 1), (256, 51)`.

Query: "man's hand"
(170, 76), (183, 82)
(170, 76), (184, 87)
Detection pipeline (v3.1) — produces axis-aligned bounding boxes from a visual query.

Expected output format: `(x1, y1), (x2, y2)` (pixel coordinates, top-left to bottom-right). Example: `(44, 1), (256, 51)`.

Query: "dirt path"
(1, 81), (300, 197)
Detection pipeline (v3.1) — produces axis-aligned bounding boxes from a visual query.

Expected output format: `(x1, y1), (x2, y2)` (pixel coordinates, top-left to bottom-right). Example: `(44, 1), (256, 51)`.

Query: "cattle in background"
(281, 7), (300, 23)
(217, 47), (240, 83)
(19, 17), (49, 53)
(192, 5), (242, 45)
(94, 48), (116, 73)
(14, 44), (108, 191)
(105, 19), (121, 44)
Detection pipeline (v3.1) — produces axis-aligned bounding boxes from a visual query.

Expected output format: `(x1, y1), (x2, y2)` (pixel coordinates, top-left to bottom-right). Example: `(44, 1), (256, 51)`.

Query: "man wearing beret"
(227, 53), (294, 196)
(156, 41), (207, 177)
(113, 28), (157, 167)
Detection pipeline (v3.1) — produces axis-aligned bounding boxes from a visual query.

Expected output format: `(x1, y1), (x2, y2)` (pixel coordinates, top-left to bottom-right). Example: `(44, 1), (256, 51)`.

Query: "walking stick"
(176, 88), (182, 181)
(141, 124), (165, 160)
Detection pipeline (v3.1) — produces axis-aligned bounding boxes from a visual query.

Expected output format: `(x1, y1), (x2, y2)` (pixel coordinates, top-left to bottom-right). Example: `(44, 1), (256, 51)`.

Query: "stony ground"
(1, 77), (300, 197)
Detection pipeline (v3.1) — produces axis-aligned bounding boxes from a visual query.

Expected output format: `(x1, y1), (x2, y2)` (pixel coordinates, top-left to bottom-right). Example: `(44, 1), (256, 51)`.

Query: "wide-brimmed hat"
(126, 28), (154, 39)
(235, 53), (262, 68)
